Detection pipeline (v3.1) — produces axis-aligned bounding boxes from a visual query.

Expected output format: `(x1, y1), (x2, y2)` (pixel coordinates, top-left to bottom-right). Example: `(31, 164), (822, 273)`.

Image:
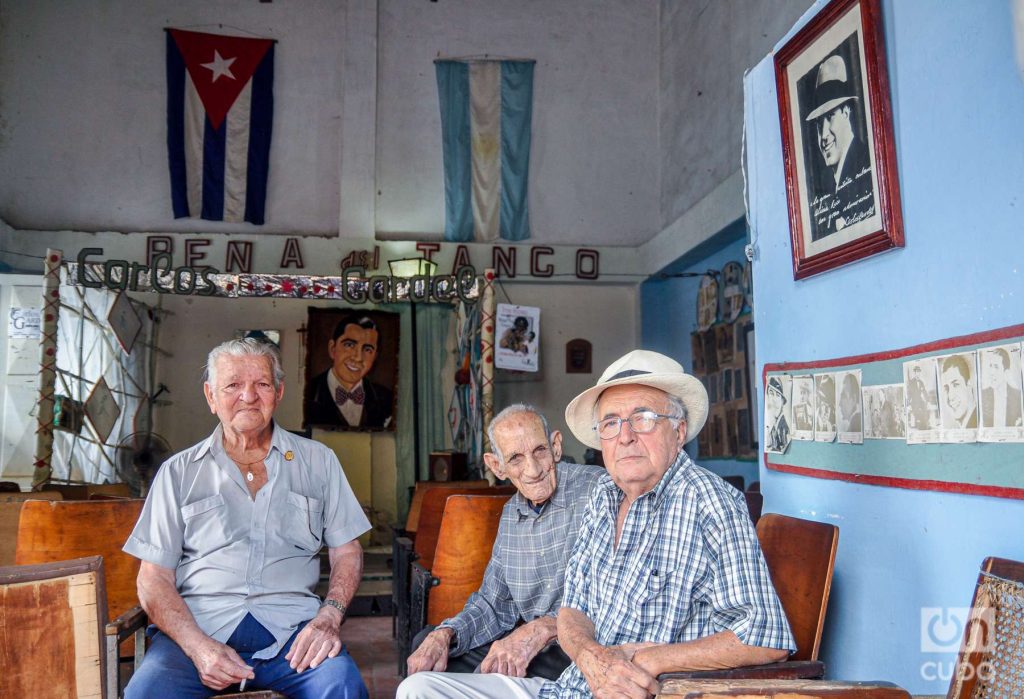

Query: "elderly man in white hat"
(543, 350), (794, 698)
(399, 350), (794, 699)
(805, 52), (875, 238)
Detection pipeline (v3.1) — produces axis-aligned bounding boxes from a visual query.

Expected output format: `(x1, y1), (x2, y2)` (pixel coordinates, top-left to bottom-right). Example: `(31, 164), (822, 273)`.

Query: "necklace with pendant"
(233, 451), (269, 483)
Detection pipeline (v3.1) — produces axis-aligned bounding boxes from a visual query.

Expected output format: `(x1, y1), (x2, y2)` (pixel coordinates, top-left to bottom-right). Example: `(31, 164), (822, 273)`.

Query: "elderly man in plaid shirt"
(398, 404), (602, 696)
(400, 351), (794, 698)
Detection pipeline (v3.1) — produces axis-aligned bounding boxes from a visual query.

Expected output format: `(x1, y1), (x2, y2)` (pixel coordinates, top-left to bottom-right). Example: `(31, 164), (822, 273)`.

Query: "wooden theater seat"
(0, 556), (109, 699)
(403, 480), (489, 536)
(16, 499), (145, 657)
(659, 557), (1024, 699)
(401, 493), (512, 675)
(0, 492), (63, 567)
(658, 513), (838, 680)
(422, 494), (510, 625)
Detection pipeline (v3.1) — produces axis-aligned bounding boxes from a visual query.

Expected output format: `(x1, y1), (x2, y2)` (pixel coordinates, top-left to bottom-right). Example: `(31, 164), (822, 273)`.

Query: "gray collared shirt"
(439, 462), (603, 655)
(123, 423), (370, 660)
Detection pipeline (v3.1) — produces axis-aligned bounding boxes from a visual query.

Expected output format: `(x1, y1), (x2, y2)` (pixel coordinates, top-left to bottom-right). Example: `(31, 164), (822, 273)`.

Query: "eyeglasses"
(594, 411), (680, 440)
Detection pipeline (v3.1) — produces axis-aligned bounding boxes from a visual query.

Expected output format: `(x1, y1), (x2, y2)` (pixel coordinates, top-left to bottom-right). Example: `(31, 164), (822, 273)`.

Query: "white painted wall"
(375, 0), (660, 245)
(659, 0), (814, 229)
(0, 0), (346, 234)
(492, 282), (639, 461)
(1, 0), (661, 246)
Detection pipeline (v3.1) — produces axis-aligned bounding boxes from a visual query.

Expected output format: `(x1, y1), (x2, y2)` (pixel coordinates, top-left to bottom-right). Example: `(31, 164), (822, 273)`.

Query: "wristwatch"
(321, 598), (347, 619)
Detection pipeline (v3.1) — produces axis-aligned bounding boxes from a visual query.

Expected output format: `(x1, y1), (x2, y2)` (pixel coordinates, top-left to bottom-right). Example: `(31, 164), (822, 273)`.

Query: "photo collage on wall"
(692, 317), (757, 460)
(764, 341), (1024, 454)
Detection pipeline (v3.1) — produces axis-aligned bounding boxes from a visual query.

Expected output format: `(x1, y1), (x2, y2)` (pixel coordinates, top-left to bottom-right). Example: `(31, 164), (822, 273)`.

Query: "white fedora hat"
(805, 54), (858, 122)
(565, 349), (709, 449)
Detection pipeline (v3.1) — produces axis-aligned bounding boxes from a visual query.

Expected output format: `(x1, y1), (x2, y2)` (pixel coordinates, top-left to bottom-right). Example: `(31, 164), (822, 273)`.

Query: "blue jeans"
(125, 613), (368, 699)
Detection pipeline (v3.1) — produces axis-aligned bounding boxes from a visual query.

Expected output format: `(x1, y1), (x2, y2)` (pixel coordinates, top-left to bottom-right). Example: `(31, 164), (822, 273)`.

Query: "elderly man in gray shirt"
(123, 338), (371, 698)
(399, 404), (602, 697)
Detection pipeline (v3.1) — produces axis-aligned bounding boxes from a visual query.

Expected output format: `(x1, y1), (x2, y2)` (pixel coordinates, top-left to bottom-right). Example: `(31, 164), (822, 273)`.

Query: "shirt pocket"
(637, 565), (682, 629)
(180, 494), (228, 558)
(285, 491), (325, 552)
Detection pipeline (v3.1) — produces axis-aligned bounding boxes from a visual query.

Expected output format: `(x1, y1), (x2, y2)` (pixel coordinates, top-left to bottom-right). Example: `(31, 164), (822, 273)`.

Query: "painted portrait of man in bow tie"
(305, 310), (398, 430)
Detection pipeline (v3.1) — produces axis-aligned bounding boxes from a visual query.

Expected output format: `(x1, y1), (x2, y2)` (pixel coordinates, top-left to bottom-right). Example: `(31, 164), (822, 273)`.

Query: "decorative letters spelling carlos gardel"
(74, 239), (600, 304)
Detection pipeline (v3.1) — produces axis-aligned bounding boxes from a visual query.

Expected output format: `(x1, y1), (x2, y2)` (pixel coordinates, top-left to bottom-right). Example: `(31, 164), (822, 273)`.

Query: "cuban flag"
(435, 59), (535, 242)
(166, 29), (274, 225)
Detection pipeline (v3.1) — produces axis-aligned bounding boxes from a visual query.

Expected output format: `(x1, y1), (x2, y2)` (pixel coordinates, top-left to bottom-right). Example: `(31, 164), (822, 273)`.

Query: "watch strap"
(321, 598), (347, 618)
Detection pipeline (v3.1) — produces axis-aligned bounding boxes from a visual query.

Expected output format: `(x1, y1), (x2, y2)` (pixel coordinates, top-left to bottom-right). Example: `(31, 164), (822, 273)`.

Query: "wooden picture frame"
(775, 0), (903, 280)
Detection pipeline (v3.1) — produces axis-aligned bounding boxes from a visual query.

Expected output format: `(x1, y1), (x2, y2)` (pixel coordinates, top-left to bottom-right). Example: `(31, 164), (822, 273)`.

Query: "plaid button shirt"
(439, 462), (603, 655)
(539, 451), (794, 698)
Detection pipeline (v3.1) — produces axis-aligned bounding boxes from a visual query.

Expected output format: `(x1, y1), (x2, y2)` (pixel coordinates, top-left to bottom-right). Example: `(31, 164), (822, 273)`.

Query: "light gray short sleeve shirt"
(123, 423), (370, 659)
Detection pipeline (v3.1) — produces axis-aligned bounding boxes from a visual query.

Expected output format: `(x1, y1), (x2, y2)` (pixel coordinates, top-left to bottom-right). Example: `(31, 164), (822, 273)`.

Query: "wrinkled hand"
(187, 637), (254, 691)
(479, 621), (549, 677)
(577, 643), (660, 699)
(286, 607), (343, 673)
(406, 628), (453, 675)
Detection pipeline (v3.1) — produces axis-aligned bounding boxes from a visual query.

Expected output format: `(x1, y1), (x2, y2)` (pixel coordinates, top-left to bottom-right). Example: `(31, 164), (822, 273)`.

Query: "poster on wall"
(937, 350), (979, 444)
(978, 343), (1024, 443)
(835, 369), (864, 444)
(813, 373), (837, 442)
(764, 374), (792, 454)
(862, 384), (906, 440)
(791, 374), (816, 441)
(302, 309), (399, 431)
(774, 0), (903, 279)
(903, 358), (940, 444)
(495, 304), (540, 372)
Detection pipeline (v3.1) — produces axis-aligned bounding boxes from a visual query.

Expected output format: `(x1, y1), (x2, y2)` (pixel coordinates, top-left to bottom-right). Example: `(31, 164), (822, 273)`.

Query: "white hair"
(204, 338), (285, 389)
(487, 403), (552, 465)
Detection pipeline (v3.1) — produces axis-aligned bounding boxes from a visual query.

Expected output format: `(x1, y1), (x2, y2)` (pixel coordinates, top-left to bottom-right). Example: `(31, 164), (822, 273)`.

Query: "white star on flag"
(201, 50), (236, 82)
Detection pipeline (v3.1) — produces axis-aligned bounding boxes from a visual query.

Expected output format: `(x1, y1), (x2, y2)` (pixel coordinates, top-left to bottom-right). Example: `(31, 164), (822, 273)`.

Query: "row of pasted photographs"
(764, 342), (1024, 454)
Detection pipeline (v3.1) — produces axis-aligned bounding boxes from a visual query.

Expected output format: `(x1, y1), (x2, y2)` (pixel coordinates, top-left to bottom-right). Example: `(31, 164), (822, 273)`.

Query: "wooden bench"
(657, 679), (910, 699)
(0, 556), (110, 698)
(0, 492), (63, 566)
(16, 498), (145, 657)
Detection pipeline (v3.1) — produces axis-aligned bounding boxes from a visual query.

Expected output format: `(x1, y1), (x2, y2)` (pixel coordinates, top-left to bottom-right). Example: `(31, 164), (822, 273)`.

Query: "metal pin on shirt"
(285, 451), (294, 461)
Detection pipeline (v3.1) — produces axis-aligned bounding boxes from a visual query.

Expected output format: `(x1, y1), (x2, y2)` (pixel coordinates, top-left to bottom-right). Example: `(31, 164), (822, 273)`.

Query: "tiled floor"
(343, 615), (401, 699)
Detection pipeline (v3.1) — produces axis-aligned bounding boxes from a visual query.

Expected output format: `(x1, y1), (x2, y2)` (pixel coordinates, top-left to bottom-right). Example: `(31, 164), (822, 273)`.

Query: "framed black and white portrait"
(775, 0), (903, 279)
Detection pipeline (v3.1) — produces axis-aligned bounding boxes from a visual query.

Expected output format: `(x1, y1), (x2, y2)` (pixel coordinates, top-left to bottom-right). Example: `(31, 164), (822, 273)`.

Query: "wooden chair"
(722, 475), (745, 492)
(108, 606), (286, 699)
(946, 556), (1024, 698)
(743, 491), (763, 525)
(403, 493), (511, 675)
(393, 486), (514, 668)
(0, 556), (109, 698)
(0, 492), (63, 566)
(404, 480), (489, 536)
(659, 556), (1024, 699)
(390, 479), (488, 637)
(419, 494), (511, 625)
(41, 482), (90, 499)
(87, 483), (134, 498)
(15, 499), (145, 658)
(657, 679), (910, 699)
(659, 513), (838, 679)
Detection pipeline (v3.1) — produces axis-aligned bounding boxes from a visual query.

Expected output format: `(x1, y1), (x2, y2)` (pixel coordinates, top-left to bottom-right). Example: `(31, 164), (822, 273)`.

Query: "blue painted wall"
(743, 0), (1024, 690)
(640, 222), (759, 487)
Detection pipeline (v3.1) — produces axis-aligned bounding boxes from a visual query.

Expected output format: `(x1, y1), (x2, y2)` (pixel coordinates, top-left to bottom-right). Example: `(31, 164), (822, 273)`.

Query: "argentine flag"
(436, 59), (535, 242)
(166, 29), (274, 225)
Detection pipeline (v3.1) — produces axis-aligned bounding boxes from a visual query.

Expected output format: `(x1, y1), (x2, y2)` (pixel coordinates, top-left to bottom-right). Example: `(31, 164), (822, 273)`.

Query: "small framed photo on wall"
(775, 0), (903, 280)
